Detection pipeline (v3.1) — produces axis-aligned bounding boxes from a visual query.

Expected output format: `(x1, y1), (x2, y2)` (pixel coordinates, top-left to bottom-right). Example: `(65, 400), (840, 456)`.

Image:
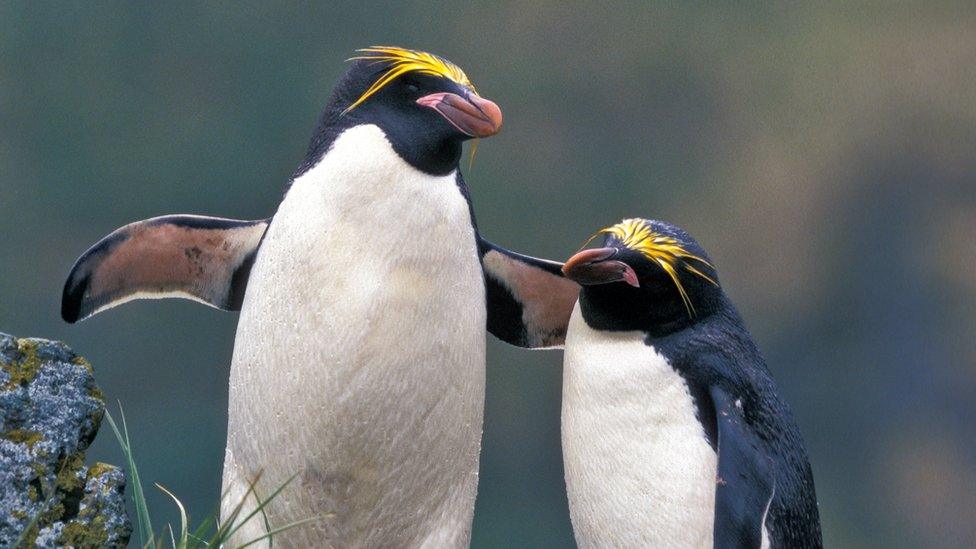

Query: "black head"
(562, 218), (724, 334)
(296, 46), (503, 177)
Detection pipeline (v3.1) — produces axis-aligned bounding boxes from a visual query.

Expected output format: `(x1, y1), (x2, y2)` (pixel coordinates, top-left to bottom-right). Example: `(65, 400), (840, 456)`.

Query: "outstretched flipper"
(62, 215), (269, 323)
(479, 237), (580, 349)
(710, 385), (776, 549)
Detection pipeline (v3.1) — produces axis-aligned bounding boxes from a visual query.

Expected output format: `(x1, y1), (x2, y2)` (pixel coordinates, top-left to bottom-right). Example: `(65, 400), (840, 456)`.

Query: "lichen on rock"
(0, 333), (131, 547)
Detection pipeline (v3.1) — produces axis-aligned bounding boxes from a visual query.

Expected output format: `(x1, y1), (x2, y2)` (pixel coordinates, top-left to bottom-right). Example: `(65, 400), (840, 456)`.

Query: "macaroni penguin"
(62, 47), (580, 546)
(559, 218), (821, 548)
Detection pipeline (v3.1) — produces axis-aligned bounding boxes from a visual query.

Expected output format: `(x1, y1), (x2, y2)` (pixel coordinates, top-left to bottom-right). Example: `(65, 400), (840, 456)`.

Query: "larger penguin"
(61, 47), (580, 546)
(559, 218), (821, 548)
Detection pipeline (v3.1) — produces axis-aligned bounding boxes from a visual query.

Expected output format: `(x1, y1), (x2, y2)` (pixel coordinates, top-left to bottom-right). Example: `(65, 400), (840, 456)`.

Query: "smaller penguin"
(559, 218), (821, 548)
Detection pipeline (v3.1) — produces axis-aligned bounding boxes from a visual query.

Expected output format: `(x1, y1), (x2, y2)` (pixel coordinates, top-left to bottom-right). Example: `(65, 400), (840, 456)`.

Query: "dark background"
(2, 3), (974, 547)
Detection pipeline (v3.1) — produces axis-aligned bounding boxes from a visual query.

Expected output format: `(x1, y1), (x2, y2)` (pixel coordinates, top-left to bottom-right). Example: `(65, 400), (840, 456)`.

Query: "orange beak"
(561, 247), (639, 287)
(416, 91), (503, 138)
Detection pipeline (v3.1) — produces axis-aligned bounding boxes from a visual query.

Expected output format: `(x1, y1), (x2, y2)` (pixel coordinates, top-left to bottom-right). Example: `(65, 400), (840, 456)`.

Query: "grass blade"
(235, 517), (323, 549)
(102, 406), (310, 548)
(13, 512), (41, 548)
(186, 532), (210, 547)
(189, 515), (213, 546)
(105, 404), (154, 547)
(156, 483), (189, 547)
(219, 474), (298, 543)
(210, 472), (264, 544)
(254, 484), (273, 548)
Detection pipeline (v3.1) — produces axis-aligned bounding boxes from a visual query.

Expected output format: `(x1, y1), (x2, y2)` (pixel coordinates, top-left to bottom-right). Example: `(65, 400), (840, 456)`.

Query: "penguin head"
(562, 218), (723, 332)
(315, 46), (503, 175)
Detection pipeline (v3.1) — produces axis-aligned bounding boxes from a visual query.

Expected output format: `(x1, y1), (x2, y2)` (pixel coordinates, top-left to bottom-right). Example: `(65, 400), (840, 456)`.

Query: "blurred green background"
(2, 2), (974, 547)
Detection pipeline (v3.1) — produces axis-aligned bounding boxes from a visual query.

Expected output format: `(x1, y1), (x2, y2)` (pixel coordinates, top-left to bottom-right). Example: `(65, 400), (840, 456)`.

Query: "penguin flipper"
(710, 384), (776, 549)
(478, 238), (580, 348)
(62, 215), (269, 323)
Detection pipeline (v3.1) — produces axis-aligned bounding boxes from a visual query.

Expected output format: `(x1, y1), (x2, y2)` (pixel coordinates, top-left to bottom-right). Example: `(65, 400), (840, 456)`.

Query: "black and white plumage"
(560, 218), (821, 548)
(61, 47), (579, 546)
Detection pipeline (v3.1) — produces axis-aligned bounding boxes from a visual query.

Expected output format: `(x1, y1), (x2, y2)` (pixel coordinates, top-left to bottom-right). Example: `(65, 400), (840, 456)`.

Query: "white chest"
(224, 124), (486, 546)
(561, 303), (717, 548)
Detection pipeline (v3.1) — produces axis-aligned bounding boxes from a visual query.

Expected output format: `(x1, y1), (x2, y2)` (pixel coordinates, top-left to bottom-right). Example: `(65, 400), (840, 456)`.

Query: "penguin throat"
(578, 285), (700, 337)
(291, 105), (464, 183)
(343, 103), (465, 176)
(386, 131), (463, 176)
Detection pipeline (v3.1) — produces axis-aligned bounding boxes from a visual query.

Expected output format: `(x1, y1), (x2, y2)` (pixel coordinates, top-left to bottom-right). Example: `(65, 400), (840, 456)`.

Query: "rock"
(0, 333), (131, 548)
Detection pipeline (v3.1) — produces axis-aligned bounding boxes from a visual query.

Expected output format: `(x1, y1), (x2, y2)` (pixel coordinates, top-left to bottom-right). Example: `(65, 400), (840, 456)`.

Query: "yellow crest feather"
(343, 46), (475, 114)
(598, 218), (717, 317)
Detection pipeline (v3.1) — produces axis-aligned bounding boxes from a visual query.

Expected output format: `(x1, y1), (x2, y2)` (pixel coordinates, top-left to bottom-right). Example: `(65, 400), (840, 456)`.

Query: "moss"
(2, 428), (44, 449)
(88, 383), (106, 404)
(11, 509), (27, 520)
(25, 475), (66, 528)
(71, 355), (94, 374)
(56, 452), (86, 493)
(70, 355), (107, 403)
(87, 462), (116, 479)
(39, 501), (65, 525)
(29, 463), (47, 481)
(60, 517), (109, 548)
(1, 338), (42, 390)
(18, 520), (39, 549)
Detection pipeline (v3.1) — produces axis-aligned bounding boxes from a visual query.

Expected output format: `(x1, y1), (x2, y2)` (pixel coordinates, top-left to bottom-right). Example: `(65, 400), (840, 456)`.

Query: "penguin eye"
(403, 79), (420, 94)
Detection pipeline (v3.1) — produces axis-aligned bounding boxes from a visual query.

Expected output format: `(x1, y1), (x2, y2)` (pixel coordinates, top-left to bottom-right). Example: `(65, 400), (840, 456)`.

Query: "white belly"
(222, 125), (486, 547)
(562, 303), (717, 548)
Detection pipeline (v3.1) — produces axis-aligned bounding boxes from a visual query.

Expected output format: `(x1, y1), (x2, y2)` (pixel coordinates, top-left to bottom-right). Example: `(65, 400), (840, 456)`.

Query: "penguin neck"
(578, 284), (726, 338)
(372, 116), (462, 176)
(283, 124), (475, 237)
(293, 104), (462, 180)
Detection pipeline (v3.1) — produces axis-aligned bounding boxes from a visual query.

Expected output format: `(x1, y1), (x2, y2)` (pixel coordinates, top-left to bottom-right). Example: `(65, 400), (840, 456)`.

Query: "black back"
(651, 302), (822, 547)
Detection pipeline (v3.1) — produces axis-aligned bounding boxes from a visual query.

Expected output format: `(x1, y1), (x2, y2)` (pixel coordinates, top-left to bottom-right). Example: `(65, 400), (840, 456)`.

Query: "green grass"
(105, 404), (319, 548)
